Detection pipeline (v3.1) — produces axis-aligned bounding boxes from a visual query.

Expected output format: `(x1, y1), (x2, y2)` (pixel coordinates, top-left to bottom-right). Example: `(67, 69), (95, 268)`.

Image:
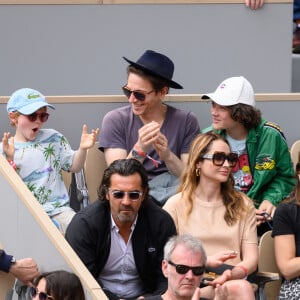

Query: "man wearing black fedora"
(99, 49), (200, 205)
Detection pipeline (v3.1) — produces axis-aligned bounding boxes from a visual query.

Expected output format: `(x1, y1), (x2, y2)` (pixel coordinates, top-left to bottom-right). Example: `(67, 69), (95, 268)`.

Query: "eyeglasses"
(25, 112), (49, 123)
(122, 85), (154, 101)
(168, 260), (205, 276)
(29, 287), (54, 300)
(201, 151), (238, 168)
(109, 189), (143, 201)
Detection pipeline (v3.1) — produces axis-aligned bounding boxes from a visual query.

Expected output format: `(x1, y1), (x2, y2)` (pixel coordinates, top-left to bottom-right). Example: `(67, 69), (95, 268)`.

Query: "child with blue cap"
(1, 88), (99, 234)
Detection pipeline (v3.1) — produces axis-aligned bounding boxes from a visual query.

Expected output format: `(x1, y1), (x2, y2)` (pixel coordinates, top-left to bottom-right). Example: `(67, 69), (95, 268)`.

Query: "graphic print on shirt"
(231, 152), (253, 193)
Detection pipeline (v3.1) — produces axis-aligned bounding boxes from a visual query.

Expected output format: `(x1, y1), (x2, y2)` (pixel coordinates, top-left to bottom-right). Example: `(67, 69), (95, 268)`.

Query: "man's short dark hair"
(98, 158), (149, 201)
(127, 65), (170, 93)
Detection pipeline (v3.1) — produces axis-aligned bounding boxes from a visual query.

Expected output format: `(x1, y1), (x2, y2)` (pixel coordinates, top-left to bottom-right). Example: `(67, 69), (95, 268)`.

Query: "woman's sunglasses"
(25, 112), (49, 123)
(29, 286), (54, 300)
(202, 151), (238, 168)
(122, 85), (154, 101)
(109, 189), (143, 201)
(168, 260), (205, 276)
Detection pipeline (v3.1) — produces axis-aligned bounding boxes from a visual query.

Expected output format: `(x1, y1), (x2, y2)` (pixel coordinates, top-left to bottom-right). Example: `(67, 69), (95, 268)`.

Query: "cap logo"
(220, 84), (226, 89)
(27, 92), (41, 100)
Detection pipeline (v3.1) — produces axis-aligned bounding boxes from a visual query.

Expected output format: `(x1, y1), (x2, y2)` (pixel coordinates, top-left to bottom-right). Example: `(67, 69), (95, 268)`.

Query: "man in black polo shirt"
(66, 158), (176, 299)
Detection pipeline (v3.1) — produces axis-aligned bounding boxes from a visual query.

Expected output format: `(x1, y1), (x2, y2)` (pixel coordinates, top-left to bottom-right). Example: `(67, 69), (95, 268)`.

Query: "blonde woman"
(164, 132), (258, 299)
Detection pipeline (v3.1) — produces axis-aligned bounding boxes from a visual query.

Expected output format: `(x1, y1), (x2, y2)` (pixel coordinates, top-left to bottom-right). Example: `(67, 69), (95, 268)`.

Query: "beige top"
(163, 192), (257, 265)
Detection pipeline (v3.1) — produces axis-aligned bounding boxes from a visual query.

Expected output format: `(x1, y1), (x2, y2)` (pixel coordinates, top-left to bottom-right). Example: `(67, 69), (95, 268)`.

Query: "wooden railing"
(0, 0), (293, 4)
(0, 155), (107, 300)
(1, 93), (300, 104)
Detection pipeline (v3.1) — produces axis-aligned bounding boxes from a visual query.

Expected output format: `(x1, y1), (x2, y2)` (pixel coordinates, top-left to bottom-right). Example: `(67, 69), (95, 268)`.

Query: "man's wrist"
(132, 144), (161, 168)
(0, 250), (15, 273)
(132, 144), (147, 158)
(132, 148), (146, 159)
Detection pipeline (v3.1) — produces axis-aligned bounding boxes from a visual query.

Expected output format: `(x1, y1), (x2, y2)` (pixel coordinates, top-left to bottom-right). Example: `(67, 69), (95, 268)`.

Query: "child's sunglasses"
(122, 85), (154, 101)
(29, 286), (54, 300)
(25, 112), (49, 123)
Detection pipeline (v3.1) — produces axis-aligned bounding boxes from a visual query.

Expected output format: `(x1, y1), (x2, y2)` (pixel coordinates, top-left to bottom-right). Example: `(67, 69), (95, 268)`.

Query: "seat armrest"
(252, 271), (281, 286)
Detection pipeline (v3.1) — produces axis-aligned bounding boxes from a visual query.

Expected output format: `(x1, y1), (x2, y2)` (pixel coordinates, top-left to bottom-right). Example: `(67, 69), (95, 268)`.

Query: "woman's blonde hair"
(180, 132), (249, 225)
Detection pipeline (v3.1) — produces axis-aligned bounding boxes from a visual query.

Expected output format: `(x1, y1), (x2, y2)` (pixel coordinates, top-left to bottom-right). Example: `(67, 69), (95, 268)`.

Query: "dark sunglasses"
(109, 189), (143, 201)
(26, 112), (49, 123)
(202, 151), (238, 168)
(168, 260), (205, 276)
(122, 85), (154, 101)
(29, 286), (54, 300)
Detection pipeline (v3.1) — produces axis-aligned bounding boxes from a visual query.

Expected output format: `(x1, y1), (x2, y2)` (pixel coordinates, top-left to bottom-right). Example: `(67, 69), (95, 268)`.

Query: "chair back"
(84, 142), (107, 202)
(290, 140), (300, 169)
(258, 230), (278, 273)
(258, 230), (281, 300)
(62, 170), (72, 191)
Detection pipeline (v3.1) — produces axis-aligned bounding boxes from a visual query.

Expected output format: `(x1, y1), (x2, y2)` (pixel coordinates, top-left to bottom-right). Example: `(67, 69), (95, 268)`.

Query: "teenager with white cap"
(99, 50), (199, 205)
(201, 76), (296, 234)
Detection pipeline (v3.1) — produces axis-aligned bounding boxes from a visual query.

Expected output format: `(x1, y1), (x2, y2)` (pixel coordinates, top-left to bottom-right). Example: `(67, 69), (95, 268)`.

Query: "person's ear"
(162, 259), (169, 278)
(141, 187), (149, 203)
(104, 187), (110, 202)
(158, 86), (169, 99)
(9, 112), (18, 125)
(196, 162), (202, 169)
(105, 193), (109, 201)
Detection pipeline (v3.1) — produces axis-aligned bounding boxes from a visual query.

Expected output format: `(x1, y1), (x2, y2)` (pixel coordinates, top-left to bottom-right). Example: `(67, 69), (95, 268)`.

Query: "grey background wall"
(0, 3), (299, 149)
(0, 3), (294, 95)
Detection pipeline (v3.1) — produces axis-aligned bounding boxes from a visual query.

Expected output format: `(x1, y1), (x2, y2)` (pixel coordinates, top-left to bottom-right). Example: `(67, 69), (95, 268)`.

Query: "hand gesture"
(214, 284), (229, 300)
(207, 250), (238, 268)
(136, 121), (160, 153)
(256, 200), (275, 226)
(9, 258), (39, 285)
(244, 0), (264, 10)
(2, 132), (15, 161)
(205, 269), (232, 287)
(153, 132), (171, 161)
(191, 287), (201, 300)
(79, 125), (99, 150)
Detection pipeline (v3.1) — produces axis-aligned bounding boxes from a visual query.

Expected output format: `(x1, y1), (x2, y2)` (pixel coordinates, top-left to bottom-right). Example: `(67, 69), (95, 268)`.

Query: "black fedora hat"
(123, 50), (183, 89)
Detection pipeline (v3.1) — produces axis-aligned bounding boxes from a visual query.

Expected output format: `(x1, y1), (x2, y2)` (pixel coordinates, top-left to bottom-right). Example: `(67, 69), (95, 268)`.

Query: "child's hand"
(2, 132), (15, 161)
(79, 124), (99, 150)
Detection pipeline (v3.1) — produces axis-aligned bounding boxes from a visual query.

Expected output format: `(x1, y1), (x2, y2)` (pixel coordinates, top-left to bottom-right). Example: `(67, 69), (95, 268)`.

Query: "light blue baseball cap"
(7, 88), (55, 115)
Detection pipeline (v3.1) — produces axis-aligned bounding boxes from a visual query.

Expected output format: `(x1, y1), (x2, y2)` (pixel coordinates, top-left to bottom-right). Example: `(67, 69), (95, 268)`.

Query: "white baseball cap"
(201, 76), (256, 107)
